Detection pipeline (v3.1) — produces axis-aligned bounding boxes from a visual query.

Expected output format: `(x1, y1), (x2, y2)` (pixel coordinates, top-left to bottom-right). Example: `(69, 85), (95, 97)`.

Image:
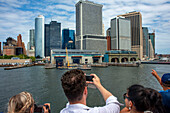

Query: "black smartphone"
(86, 76), (94, 81)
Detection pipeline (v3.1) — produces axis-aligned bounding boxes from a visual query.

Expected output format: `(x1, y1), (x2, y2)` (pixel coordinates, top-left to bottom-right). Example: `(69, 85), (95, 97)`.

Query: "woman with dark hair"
(120, 84), (166, 113)
(145, 88), (166, 113)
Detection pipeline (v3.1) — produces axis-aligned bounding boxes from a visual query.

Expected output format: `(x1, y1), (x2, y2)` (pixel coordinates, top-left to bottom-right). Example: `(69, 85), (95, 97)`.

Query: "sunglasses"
(123, 93), (130, 100)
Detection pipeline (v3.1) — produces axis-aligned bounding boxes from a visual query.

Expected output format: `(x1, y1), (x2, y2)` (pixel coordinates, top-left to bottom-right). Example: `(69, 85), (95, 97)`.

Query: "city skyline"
(0, 0), (170, 54)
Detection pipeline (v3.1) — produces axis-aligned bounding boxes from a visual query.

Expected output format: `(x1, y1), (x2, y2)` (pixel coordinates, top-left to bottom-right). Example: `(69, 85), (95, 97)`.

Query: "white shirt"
(60, 95), (121, 113)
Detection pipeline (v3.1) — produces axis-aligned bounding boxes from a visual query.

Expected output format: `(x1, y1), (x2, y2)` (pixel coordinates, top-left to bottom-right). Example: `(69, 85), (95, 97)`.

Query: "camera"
(34, 104), (50, 113)
(86, 75), (94, 81)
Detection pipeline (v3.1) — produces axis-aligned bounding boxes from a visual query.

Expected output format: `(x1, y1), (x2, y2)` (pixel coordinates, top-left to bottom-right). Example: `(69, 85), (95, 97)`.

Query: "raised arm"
(90, 74), (112, 101)
(151, 69), (161, 85)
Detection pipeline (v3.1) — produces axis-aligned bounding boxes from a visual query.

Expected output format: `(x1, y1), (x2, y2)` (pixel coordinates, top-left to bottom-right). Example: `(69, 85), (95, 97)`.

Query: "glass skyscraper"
(35, 15), (44, 58)
(45, 21), (61, 57)
(110, 17), (131, 51)
(142, 27), (149, 57)
(29, 29), (35, 50)
(149, 33), (155, 55)
(118, 12), (143, 60)
(62, 29), (75, 49)
(75, 0), (103, 49)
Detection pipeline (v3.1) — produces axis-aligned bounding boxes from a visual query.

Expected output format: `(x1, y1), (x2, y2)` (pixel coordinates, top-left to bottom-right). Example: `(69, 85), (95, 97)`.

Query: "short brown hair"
(61, 69), (86, 102)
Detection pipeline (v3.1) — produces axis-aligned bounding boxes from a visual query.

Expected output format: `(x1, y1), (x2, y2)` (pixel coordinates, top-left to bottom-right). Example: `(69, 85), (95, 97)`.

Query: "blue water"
(0, 64), (169, 112)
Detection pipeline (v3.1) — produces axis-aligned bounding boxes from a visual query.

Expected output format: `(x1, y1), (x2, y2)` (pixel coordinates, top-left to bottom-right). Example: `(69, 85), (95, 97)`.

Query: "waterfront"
(0, 64), (169, 112)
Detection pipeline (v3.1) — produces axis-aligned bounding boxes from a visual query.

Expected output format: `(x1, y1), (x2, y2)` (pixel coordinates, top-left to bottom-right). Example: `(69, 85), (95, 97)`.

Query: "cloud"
(0, 0), (169, 54)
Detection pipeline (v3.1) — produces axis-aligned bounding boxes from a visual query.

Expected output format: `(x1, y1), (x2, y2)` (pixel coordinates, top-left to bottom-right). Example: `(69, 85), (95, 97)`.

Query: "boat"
(45, 63), (56, 69)
(91, 63), (108, 67)
(77, 64), (91, 70)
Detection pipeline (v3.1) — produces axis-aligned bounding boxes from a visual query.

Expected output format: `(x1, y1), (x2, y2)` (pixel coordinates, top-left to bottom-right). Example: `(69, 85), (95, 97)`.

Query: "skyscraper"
(142, 27), (149, 57)
(106, 28), (111, 51)
(45, 21), (61, 57)
(75, 0), (103, 49)
(62, 29), (75, 49)
(35, 15), (45, 58)
(149, 39), (154, 58)
(149, 33), (155, 55)
(0, 42), (1, 56)
(110, 17), (131, 50)
(29, 29), (35, 50)
(118, 11), (143, 60)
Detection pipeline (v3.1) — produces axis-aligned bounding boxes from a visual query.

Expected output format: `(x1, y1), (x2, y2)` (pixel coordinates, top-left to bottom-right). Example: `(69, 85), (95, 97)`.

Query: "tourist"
(151, 69), (170, 112)
(7, 91), (50, 113)
(120, 84), (145, 113)
(60, 69), (121, 113)
(120, 84), (166, 113)
(145, 88), (166, 113)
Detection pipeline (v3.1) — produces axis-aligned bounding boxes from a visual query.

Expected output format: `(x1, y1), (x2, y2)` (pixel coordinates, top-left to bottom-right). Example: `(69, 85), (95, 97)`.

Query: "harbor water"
(0, 64), (170, 112)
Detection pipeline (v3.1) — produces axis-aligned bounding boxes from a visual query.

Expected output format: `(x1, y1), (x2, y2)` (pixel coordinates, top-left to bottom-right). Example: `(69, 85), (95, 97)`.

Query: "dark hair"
(61, 69), (86, 102)
(145, 88), (166, 113)
(127, 84), (150, 112)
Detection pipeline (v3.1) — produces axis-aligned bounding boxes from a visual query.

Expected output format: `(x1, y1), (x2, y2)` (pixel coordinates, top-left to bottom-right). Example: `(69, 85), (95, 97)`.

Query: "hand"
(90, 74), (101, 87)
(151, 69), (158, 77)
(43, 103), (51, 113)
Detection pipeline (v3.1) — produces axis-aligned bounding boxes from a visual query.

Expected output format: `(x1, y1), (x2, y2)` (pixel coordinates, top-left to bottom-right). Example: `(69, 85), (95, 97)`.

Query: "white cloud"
(0, 0), (169, 54)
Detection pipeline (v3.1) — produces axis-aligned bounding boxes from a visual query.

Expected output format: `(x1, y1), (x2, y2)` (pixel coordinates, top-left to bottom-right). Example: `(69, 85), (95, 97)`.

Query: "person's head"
(61, 69), (86, 103)
(145, 88), (165, 113)
(8, 91), (34, 113)
(124, 84), (150, 112)
(161, 73), (170, 88)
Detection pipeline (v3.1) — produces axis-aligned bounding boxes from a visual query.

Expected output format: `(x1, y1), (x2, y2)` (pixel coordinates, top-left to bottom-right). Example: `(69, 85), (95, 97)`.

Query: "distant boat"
(45, 63), (56, 69)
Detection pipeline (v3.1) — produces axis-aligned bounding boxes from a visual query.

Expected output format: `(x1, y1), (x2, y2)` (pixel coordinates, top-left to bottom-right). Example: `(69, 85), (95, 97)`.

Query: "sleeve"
(89, 95), (121, 113)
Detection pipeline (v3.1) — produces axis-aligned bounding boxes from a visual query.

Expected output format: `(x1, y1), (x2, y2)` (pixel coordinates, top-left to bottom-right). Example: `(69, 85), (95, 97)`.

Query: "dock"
(4, 64), (33, 70)
(108, 62), (139, 67)
(91, 63), (108, 67)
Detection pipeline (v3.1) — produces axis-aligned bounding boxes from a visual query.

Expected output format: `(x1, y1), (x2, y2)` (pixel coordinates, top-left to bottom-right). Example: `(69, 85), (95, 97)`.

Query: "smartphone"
(86, 76), (94, 81)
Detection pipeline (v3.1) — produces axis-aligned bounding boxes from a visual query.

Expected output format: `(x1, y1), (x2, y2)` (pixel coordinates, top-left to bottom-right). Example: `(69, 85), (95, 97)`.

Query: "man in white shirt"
(60, 69), (121, 113)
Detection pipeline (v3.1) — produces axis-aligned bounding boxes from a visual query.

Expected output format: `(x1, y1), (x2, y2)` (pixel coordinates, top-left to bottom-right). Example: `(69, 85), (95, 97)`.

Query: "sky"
(0, 0), (170, 54)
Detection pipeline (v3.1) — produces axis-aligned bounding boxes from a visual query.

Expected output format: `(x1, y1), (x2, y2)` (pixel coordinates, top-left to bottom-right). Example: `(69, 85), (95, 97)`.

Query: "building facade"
(45, 21), (61, 57)
(104, 50), (138, 63)
(51, 49), (102, 65)
(142, 27), (149, 57)
(148, 39), (154, 58)
(110, 17), (131, 51)
(29, 29), (35, 50)
(106, 28), (111, 51)
(62, 29), (75, 49)
(3, 35), (26, 56)
(0, 42), (1, 56)
(35, 15), (45, 58)
(149, 33), (155, 55)
(118, 12), (143, 60)
(75, 0), (103, 49)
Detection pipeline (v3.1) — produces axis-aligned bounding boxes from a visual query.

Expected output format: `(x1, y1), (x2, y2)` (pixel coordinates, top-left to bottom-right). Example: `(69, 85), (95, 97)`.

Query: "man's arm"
(88, 74), (112, 101)
(151, 69), (161, 85)
(87, 74), (120, 113)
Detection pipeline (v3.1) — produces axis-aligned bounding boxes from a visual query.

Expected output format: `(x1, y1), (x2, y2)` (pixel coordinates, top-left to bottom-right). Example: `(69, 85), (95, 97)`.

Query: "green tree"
(30, 56), (35, 62)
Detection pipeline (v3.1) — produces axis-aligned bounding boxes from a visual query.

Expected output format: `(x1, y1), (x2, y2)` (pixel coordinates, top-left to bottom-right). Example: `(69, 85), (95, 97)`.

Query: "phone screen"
(86, 76), (94, 81)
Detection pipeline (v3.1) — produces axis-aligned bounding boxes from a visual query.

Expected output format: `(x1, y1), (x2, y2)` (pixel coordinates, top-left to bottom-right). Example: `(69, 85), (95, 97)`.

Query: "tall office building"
(149, 33), (155, 56)
(35, 15), (45, 58)
(106, 28), (111, 51)
(62, 29), (75, 49)
(149, 39), (154, 58)
(110, 17), (131, 50)
(29, 29), (35, 50)
(0, 42), (1, 56)
(142, 27), (149, 57)
(118, 11), (143, 60)
(45, 21), (61, 57)
(75, 0), (103, 49)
